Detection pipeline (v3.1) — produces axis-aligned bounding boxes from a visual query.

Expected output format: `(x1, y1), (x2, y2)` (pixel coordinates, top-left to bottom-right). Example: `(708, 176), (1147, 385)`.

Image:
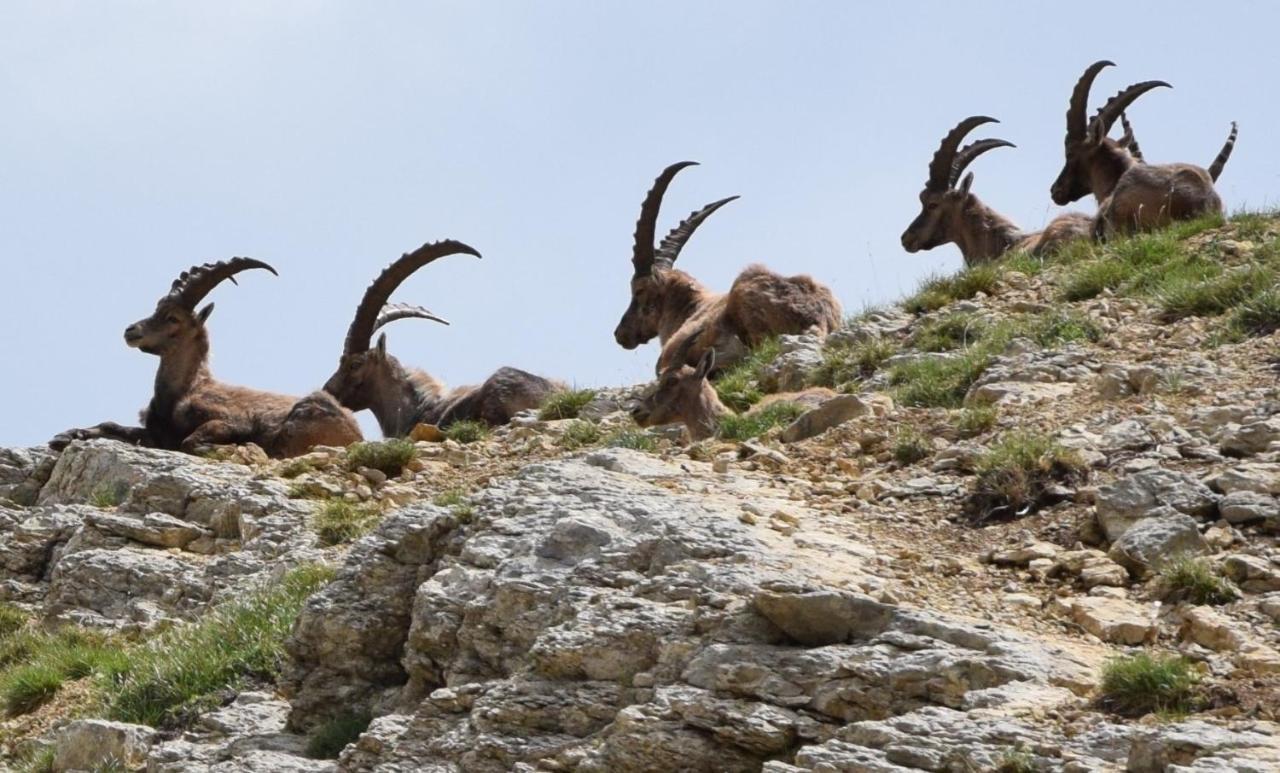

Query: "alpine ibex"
(629, 351), (833, 441)
(323, 240), (562, 437)
(901, 116), (1094, 265)
(615, 162), (842, 375)
(51, 259), (362, 457)
(1050, 60), (1237, 236)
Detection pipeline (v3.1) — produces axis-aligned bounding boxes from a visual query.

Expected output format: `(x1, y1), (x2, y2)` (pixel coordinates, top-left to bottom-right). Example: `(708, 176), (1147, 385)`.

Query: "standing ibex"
(901, 116), (1094, 265)
(1050, 60), (1237, 236)
(51, 259), (362, 457)
(630, 350), (833, 441)
(615, 162), (842, 375)
(323, 240), (562, 437)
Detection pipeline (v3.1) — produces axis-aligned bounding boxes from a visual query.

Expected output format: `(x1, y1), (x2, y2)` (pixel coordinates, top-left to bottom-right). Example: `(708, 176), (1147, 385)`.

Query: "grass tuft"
(1099, 652), (1199, 717)
(994, 745), (1036, 773)
(538, 388), (597, 421)
(443, 420), (489, 445)
(0, 603), (27, 638)
(1156, 555), (1239, 606)
(306, 710), (373, 759)
(807, 337), (896, 390)
(88, 482), (128, 509)
(345, 439), (417, 476)
(890, 349), (993, 409)
(955, 405), (997, 438)
(314, 499), (383, 546)
(1, 628), (127, 717)
(892, 429), (931, 465)
(1229, 288), (1280, 338)
(718, 401), (806, 441)
(910, 312), (987, 352)
(903, 264), (1002, 314)
(560, 419), (602, 449)
(967, 431), (1086, 522)
(714, 339), (782, 412)
(605, 429), (657, 452)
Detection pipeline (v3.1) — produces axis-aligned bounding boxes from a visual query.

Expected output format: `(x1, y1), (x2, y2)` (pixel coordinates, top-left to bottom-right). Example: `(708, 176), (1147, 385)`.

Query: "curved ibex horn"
(1119, 112), (1143, 161)
(927, 116), (998, 191)
(1066, 60), (1114, 145)
(949, 138), (1016, 188)
(373, 302), (450, 334)
(1090, 80), (1171, 139)
(166, 257), (278, 310)
(344, 239), (480, 355)
(653, 196), (740, 271)
(632, 161), (698, 278)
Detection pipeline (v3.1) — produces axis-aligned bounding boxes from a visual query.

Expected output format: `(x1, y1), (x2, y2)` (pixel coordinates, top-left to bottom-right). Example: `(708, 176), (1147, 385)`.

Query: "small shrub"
(718, 401), (806, 441)
(443, 420), (489, 445)
(892, 429), (931, 465)
(306, 710), (373, 759)
(807, 337), (895, 389)
(606, 429), (657, 452)
(538, 388), (597, 421)
(994, 745), (1036, 773)
(1156, 555), (1239, 605)
(1230, 288), (1280, 337)
(560, 419), (602, 449)
(967, 431), (1086, 522)
(715, 339), (782, 412)
(955, 405), (997, 438)
(0, 603), (27, 637)
(88, 482), (127, 509)
(314, 500), (383, 546)
(911, 312), (986, 352)
(1099, 652), (1199, 717)
(345, 439), (417, 476)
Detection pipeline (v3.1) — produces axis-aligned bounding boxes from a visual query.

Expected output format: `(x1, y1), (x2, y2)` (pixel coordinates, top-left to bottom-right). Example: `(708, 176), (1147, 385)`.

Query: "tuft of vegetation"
(807, 337), (896, 390)
(432, 488), (468, 508)
(606, 429), (657, 452)
(14, 746), (56, 773)
(0, 628), (127, 717)
(88, 482), (128, 509)
(714, 338), (782, 412)
(443, 420), (489, 445)
(1028, 310), (1102, 347)
(967, 431), (1086, 522)
(1228, 209), (1275, 241)
(278, 459), (315, 479)
(1229, 287), (1280, 338)
(718, 401), (806, 441)
(306, 710), (373, 759)
(1157, 264), (1275, 321)
(538, 388), (597, 421)
(1156, 555), (1239, 606)
(892, 429), (931, 465)
(560, 419), (602, 449)
(346, 439), (418, 476)
(903, 264), (1001, 314)
(1099, 652), (1200, 717)
(889, 348), (994, 409)
(0, 603), (27, 638)
(994, 745), (1037, 773)
(103, 564), (334, 727)
(313, 499), (383, 546)
(911, 312), (987, 352)
(955, 405), (997, 438)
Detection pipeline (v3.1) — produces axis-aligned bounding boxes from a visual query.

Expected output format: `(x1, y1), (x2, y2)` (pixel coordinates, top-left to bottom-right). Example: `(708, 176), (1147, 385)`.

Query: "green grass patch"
(0, 603), (27, 638)
(1158, 264), (1275, 321)
(718, 401), (806, 441)
(443, 420), (489, 445)
(278, 459), (315, 479)
(306, 710), (373, 759)
(1156, 555), (1239, 605)
(345, 439), (418, 476)
(955, 405), (997, 438)
(967, 431), (1086, 522)
(911, 312), (987, 352)
(892, 429), (931, 465)
(714, 338), (782, 412)
(1229, 287), (1280, 337)
(14, 746), (56, 773)
(807, 337), (896, 390)
(903, 264), (1001, 314)
(605, 429), (657, 452)
(88, 482), (128, 509)
(560, 419), (602, 449)
(432, 488), (468, 508)
(1099, 652), (1200, 717)
(1028, 310), (1102, 347)
(889, 349), (994, 409)
(0, 628), (127, 717)
(313, 499), (383, 546)
(538, 388), (597, 421)
(994, 745), (1036, 773)
(102, 564), (334, 728)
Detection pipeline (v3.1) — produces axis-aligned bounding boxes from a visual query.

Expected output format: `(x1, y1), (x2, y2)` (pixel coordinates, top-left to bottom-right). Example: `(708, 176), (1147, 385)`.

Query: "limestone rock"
(1223, 554), (1280, 593)
(1108, 514), (1208, 577)
(780, 395), (873, 443)
(1095, 468), (1218, 542)
(1066, 596), (1158, 645)
(53, 719), (155, 772)
(0, 446), (57, 505)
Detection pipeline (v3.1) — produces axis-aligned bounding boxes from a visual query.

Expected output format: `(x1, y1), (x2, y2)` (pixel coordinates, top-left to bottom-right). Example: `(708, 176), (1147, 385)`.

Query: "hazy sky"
(3, 2), (1278, 447)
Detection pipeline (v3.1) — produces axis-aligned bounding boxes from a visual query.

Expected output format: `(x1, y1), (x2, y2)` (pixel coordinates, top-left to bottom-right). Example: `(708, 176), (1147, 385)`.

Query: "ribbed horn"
(373, 303), (450, 333)
(1119, 112), (1143, 161)
(927, 116), (997, 191)
(1090, 80), (1171, 138)
(949, 139), (1016, 188)
(1066, 60), (1114, 144)
(1209, 121), (1238, 182)
(632, 162), (698, 277)
(343, 239), (480, 355)
(166, 257), (278, 310)
(652, 196), (739, 270)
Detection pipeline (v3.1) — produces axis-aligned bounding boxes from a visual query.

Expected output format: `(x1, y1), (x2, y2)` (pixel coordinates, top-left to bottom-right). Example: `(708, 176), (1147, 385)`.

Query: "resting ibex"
(630, 351), (833, 441)
(51, 259), (362, 457)
(1050, 60), (1237, 236)
(323, 240), (562, 437)
(615, 162), (842, 375)
(901, 116), (1094, 265)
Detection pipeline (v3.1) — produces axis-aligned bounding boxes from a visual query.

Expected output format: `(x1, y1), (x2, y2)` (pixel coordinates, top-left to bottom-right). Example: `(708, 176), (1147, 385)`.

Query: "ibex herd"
(51, 61), (1238, 453)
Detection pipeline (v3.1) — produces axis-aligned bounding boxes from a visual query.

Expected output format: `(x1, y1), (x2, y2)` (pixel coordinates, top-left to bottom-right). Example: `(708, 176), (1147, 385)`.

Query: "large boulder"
(1094, 468), (1218, 542)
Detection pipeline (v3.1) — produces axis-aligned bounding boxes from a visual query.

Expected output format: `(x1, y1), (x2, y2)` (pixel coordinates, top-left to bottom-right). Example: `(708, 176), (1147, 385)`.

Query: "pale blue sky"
(3, 2), (1277, 446)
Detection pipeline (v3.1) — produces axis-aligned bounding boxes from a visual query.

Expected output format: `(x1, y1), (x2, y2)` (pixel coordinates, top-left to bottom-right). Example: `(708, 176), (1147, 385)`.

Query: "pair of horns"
(631, 161), (739, 278)
(925, 116), (1015, 192)
(343, 239), (481, 355)
(1066, 60), (1170, 145)
(164, 257), (278, 310)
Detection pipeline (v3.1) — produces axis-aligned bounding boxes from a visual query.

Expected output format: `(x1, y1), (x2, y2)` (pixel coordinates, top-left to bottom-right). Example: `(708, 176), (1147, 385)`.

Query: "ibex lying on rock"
(1051, 60), (1237, 236)
(51, 259), (362, 457)
(630, 351), (833, 441)
(901, 116), (1094, 265)
(615, 162), (842, 375)
(323, 240), (562, 437)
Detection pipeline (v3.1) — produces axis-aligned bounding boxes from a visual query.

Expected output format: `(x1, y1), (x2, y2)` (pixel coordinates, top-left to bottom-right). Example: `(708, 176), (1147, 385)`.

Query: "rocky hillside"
(3, 213), (1280, 771)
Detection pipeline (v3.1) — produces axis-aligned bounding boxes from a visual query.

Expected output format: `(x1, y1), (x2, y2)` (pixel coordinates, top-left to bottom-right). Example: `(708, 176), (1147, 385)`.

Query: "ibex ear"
(958, 172), (974, 196)
(695, 349), (716, 379)
(1086, 119), (1106, 146)
(375, 333), (388, 360)
(196, 304), (215, 325)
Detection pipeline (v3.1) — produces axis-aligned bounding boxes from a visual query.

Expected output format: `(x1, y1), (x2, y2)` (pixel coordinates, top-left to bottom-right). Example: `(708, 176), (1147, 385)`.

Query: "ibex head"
(323, 240), (478, 411)
(614, 162), (738, 349)
(901, 116), (1014, 253)
(124, 257), (277, 355)
(1051, 60), (1169, 205)
(630, 349), (723, 440)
